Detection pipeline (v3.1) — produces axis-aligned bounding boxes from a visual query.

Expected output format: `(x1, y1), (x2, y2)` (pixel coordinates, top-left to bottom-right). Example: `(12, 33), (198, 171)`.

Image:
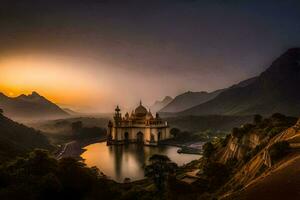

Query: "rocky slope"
(217, 117), (300, 199)
(179, 48), (300, 117)
(0, 91), (69, 121)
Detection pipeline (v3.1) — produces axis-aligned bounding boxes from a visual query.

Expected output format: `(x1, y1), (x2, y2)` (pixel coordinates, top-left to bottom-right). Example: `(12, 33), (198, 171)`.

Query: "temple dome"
(135, 101), (147, 117)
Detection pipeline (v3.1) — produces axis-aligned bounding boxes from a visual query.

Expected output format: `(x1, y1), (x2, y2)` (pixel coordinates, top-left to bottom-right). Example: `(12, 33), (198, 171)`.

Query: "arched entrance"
(137, 132), (144, 144)
(124, 132), (129, 143)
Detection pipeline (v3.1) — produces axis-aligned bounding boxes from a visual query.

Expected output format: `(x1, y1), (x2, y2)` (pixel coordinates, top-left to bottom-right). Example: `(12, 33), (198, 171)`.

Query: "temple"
(107, 101), (171, 146)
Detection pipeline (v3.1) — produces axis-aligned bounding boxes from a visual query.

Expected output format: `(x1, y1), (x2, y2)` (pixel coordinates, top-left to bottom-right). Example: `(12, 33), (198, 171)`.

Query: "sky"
(0, 0), (300, 112)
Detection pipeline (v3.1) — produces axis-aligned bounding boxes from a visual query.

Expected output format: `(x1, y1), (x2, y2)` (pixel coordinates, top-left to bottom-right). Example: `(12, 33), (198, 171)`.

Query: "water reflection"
(81, 142), (201, 182)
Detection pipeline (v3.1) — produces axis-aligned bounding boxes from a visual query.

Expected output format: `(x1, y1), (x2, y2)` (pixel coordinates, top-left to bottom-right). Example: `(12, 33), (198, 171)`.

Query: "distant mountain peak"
(31, 91), (41, 97)
(150, 96), (173, 112)
(162, 96), (173, 101)
(0, 91), (69, 120)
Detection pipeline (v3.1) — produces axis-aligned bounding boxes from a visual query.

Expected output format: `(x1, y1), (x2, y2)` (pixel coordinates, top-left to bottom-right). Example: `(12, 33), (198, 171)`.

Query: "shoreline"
(56, 138), (203, 161)
(160, 140), (204, 155)
(56, 137), (106, 160)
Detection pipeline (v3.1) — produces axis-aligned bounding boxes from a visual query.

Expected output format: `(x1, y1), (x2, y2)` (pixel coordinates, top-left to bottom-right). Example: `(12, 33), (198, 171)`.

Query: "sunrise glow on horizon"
(1, 1), (299, 113)
(0, 54), (110, 111)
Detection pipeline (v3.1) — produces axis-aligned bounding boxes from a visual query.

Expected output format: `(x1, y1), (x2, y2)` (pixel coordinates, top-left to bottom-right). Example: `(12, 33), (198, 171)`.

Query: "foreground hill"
(0, 91), (69, 121)
(220, 116), (300, 199)
(173, 114), (300, 199)
(179, 48), (300, 117)
(0, 112), (53, 161)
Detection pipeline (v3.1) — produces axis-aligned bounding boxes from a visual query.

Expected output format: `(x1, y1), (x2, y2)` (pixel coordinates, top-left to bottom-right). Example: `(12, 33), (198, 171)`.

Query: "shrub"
(271, 113), (286, 120)
(0, 150), (120, 199)
(221, 134), (231, 147)
(253, 114), (263, 124)
(170, 128), (181, 138)
(203, 162), (229, 191)
(269, 141), (290, 163)
(144, 154), (178, 192)
(267, 127), (285, 138)
(203, 142), (214, 158)
(226, 158), (238, 172)
(243, 143), (266, 163)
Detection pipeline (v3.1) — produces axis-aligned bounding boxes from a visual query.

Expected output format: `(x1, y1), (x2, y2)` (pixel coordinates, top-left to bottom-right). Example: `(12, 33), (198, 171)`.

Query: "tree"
(144, 154), (178, 193)
(203, 142), (214, 158)
(203, 161), (229, 191)
(269, 141), (290, 163)
(0, 108), (3, 115)
(170, 128), (180, 138)
(253, 114), (263, 124)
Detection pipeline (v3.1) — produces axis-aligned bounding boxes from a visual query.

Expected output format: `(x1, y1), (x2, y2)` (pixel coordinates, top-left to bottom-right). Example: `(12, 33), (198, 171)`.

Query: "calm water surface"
(81, 142), (201, 182)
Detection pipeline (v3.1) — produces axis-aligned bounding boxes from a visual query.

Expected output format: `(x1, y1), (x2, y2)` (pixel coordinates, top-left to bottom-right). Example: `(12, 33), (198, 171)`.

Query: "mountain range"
(0, 92), (69, 121)
(159, 90), (224, 113)
(150, 96), (173, 112)
(159, 48), (300, 117)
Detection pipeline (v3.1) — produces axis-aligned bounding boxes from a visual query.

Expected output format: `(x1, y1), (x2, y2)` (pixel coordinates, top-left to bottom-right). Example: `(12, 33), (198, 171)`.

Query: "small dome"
(135, 101), (147, 117)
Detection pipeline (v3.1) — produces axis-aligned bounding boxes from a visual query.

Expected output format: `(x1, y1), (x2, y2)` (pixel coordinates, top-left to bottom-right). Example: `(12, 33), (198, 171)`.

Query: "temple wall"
(110, 125), (171, 145)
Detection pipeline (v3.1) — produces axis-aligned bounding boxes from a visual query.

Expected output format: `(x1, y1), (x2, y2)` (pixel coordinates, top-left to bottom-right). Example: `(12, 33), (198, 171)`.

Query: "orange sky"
(0, 52), (176, 113)
(0, 54), (111, 111)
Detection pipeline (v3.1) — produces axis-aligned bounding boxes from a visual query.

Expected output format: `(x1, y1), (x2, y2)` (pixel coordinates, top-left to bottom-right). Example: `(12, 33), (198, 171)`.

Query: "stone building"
(107, 101), (171, 145)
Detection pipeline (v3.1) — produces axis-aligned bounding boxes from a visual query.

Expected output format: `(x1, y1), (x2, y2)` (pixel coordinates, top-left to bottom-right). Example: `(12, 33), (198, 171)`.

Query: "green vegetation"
(202, 161), (229, 191)
(71, 121), (106, 140)
(166, 115), (252, 133)
(0, 114), (53, 162)
(253, 114), (263, 124)
(168, 127), (227, 144)
(0, 149), (120, 200)
(144, 154), (178, 193)
(203, 142), (215, 158)
(269, 141), (291, 163)
(231, 114), (296, 142)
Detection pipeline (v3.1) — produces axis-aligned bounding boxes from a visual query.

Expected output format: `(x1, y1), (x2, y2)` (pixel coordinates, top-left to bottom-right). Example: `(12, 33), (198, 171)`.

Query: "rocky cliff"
(220, 118), (300, 199)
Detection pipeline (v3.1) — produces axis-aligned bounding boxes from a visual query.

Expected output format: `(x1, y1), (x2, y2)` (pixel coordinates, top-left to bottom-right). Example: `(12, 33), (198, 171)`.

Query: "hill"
(219, 116), (300, 199)
(0, 91), (69, 121)
(150, 96), (173, 112)
(179, 48), (300, 117)
(0, 112), (53, 161)
(159, 90), (224, 113)
(166, 115), (252, 133)
(172, 114), (300, 199)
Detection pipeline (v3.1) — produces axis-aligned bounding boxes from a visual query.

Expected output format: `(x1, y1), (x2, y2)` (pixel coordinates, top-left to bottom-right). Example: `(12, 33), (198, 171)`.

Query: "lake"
(81, 142), (201, 182)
